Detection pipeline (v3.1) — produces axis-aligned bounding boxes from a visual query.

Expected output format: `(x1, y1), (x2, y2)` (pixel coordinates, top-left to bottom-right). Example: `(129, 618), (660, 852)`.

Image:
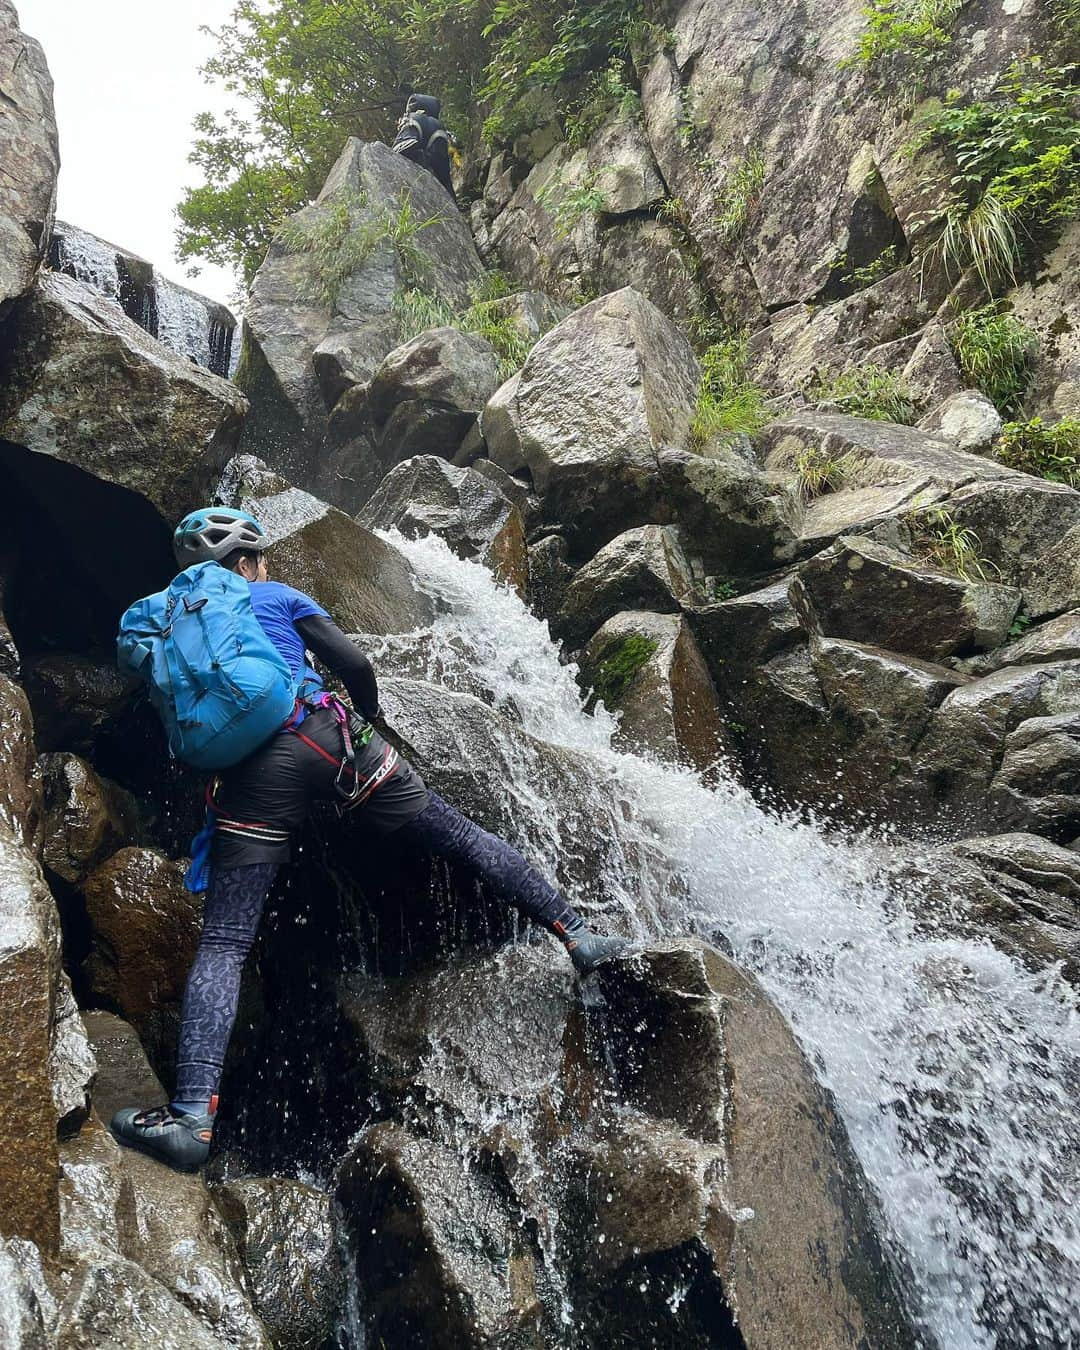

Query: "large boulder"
(795, 535), (1021, 661)
(901, 834), (1080, 980)
(79, 849), (201, 1040)
(1006, 220), (1080, 418)
(555, 524), (698, 649)
(24, 654), (138, 756)
(936, 477), (1080, 617)
(0, 0), (58, 316)
(658, 441), (798, 576)
(918, 390), (1002, 454)
(487, 288), (700, 553)
(216, 453), (434, 634)
(808, 636), (968, 817)
(0, 1236), (54, 1349)
(332, 941), (918, 1348)
(237, 139), (485, 512)
(58, 1014), (272, 1347)
(0, 272), (247, 523)
(339, 1121), (543, 1348)
(53, 1254), (235, 1350)
(39, 753), (140, 885)
(357, 454), (528, 594)
(962, 610), (1080, 676)
(368, 327), (500, 466)
(581, 610), (728, 774)
(990, 712), (1080, 841)
(915, 662), (1080, 837)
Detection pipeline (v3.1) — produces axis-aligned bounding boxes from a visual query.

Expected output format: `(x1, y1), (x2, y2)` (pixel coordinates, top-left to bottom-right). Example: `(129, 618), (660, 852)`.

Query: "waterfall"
(48, 223), (121, 301)
(49, 222), (236, 379)
(371, 531), (1080, 1350)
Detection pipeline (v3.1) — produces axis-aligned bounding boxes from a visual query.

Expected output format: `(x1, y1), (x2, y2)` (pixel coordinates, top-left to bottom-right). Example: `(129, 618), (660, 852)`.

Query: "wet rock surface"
(0, 671), (42, 851)
(216, 1178), (345, 1350)
(358, 453), (528, 594)
(216, 452), (434, 634)
(79, 849), (201, 1049)
(0, 835), (61, 1251)
(556, 524), (698, 649)
(328, 940), (919, 1349)
(581, 610), (728, 774)
(39, 753), (140, 886)
(2, 16), (1078, 1342)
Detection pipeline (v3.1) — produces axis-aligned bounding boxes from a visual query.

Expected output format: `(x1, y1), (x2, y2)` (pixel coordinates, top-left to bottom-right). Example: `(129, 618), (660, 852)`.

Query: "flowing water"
(50, 222), (236, 378)
(372, 531), (1080, 1350)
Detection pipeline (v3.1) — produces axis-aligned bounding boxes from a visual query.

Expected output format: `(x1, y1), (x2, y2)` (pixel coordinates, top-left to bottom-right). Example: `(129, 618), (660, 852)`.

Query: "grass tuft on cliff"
(392, 270), (544, 379)
(807, 364), (921, 424)
(949, 305), (1036, 416)
(690, 333), (770, 448)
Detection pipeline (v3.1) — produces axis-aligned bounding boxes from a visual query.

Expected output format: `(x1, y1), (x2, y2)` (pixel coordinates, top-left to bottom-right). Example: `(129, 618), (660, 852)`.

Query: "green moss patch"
(592, 633), (659, 707)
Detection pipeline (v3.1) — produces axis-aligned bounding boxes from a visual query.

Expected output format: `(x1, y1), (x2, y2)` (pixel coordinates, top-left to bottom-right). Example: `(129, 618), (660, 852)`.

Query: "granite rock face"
(368, 326), (501, 466)
(581, 609), (728, 774)
(238, 139), (485, 512)
(0, 827), (94, 1255)
(0, 1), (58, 316)
(487, 288), (700, 554)
(216, 453), (434, 635)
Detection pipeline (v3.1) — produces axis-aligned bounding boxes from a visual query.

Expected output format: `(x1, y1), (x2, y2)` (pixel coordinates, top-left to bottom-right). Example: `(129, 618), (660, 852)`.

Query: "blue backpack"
(117, 562), (298, 770)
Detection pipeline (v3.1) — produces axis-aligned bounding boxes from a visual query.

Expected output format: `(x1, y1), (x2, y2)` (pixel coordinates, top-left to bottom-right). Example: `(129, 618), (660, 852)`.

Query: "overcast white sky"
(19, 0), (242, 307)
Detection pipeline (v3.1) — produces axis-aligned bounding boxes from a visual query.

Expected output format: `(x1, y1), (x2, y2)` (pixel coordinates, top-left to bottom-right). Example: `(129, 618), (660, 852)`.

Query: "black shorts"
(210, 707), (430, 868)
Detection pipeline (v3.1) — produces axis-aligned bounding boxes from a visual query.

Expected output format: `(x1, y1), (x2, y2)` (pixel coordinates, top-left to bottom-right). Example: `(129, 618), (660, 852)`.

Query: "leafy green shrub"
(807, 364), (921, 424)
(480, 0), (645, 144)
(714, 150), (767, 243)
(949, 305), (1035, 414)
(846, 0), (964, 66)
(690, 334), (770, 447)
(907, 505), (995, 581)
(995, 416), (1080, 485)
(564, 56), (641, 146)
(913, 59), (1080, 287)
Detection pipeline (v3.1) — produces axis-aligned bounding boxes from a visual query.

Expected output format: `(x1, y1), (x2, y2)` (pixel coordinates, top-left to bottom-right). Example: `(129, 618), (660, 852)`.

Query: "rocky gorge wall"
(468, 0), (1078, 422)
(0, 0), (1078, 1347)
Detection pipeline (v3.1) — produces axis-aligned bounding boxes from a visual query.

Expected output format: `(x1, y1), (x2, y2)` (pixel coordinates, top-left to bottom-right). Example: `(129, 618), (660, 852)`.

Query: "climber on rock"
(390, 92), (457, 202)
(109, 507), (626, 1172)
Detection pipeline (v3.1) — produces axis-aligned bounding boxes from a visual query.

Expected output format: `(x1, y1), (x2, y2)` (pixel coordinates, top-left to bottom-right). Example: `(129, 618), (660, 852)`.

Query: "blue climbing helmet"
(173, 507), (267, 567)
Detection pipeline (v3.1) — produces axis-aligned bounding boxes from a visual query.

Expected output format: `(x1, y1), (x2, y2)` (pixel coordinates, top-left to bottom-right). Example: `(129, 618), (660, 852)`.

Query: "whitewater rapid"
(374, 530), (1080, 1350)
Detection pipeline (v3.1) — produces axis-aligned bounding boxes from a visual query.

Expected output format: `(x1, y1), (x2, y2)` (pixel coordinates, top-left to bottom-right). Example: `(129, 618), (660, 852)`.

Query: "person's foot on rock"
(110, 1103), (214, 1172)
(560, 918), (629, 975)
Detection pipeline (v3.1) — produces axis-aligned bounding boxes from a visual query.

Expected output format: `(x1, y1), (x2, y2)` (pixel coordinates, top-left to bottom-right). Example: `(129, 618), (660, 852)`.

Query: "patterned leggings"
(174, 791), (578, 1102)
